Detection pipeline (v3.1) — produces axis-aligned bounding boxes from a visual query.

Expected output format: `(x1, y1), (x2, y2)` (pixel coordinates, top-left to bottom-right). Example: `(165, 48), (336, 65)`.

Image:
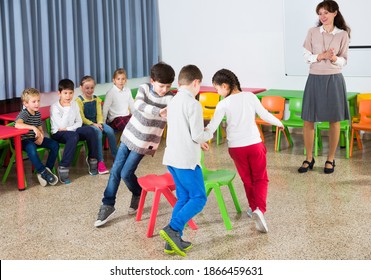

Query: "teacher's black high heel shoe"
(298, 158), (315, 173)
(324, 160), (335, 174)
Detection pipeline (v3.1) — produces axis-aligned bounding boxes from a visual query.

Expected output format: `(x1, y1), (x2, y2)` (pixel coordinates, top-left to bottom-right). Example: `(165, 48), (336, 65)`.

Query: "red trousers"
(228, 142), (268, 213)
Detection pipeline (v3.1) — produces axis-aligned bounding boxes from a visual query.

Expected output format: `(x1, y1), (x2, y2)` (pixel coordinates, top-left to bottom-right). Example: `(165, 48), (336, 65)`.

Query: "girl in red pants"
(205, 69), (284, 233)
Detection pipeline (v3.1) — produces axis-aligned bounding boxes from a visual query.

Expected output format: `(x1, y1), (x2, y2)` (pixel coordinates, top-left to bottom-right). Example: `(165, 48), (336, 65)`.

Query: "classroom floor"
(1, 131), (370, 260)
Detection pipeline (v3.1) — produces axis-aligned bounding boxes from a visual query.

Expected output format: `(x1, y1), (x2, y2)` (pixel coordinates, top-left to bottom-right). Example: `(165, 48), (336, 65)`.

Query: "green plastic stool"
(201, 152), (241, 230)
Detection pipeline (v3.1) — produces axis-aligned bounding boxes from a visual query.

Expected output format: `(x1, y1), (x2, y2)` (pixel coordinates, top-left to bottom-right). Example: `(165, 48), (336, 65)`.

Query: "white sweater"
(102, 85), (135, 123)
(50, 100), (82, 134)
(206, 92), (283, 148)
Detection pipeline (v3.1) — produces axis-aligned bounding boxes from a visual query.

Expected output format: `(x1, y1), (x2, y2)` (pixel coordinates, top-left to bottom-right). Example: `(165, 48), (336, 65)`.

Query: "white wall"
(158, 0), (371, 93)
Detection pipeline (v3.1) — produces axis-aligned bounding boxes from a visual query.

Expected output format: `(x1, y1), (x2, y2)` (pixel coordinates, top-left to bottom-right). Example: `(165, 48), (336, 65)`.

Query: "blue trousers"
(167, 165), (207, 236)
(90, 124), (118, 161)
(52, 126), (98, 167)
(102, 143), (144, 206)
(22, 137), (59, 173)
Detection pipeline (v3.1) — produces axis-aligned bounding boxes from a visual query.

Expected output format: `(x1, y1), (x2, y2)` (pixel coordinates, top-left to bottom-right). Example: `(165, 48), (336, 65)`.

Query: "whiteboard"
(283, 0), (371, 77)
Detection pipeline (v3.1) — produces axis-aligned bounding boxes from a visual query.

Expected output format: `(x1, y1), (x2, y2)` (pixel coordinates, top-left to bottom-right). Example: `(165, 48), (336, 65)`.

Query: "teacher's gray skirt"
(301, 73), (349, 122)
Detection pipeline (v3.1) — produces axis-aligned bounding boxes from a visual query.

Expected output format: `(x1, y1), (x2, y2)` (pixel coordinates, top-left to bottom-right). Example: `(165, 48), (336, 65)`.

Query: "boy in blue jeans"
(94, 62), (175, 227)
(14, 88), (59, 186)
(50, 79), (99, 184)
(160, 65), (213, 257)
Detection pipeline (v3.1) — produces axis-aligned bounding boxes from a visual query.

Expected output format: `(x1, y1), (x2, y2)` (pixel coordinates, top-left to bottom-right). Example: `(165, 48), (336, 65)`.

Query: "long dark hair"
(212, 69), (242, 97)
(316, 0), (351, 37)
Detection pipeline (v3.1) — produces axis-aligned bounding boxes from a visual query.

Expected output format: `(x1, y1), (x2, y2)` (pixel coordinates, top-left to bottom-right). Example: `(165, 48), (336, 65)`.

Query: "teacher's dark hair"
(316, 0), (351, 37)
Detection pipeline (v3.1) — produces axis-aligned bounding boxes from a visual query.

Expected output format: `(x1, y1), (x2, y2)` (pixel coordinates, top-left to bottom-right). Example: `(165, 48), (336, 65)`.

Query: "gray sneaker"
(164, 239), (192, 255)
(128, 195), (141, 215)
(86, 157), (98, 175)
(57, 166), (71, 184)
(94, 205), (116, 227)
(159, 225), (186, 257)
(252, 208), (268, 233)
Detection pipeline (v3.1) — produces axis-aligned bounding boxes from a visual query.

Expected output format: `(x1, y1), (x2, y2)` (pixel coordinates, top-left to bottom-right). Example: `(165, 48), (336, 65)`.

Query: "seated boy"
(14, 88), (59, 186)
(94, 62), (175, 227)
(50, 79), (99, 184)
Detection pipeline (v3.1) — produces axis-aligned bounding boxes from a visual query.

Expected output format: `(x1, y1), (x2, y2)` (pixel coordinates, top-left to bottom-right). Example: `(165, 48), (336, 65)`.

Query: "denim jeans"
(52, 126), (98, 167)
(90, 124), (117, 161)
(22, 137), (59, 173)
(167, 165), (207, 236)
(102, 142), (144, 206)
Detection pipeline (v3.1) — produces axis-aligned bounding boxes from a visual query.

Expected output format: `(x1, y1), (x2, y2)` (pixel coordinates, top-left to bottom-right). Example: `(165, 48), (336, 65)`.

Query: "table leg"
(13, 135), (26, 191)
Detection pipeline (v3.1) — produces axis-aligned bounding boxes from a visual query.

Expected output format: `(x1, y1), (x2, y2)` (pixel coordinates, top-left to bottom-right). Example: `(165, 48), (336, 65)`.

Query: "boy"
(50, 79), (99, 184)
(14, 88), (59, 186)
(160, 65), (213, 257)
(94, 62), (175, 227)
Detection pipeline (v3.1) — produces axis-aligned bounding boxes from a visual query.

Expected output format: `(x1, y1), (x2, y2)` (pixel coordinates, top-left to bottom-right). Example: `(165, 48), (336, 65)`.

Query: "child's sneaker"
(94, 205), (116, 227)
(128, 195), (141, 215)
(164, 239), (192, 255)
(247, 207), (253, 218)
(41, 167), (58, 186)
(252, 208), (268, 233)
(58, 166), (71, 184)
(159, 225), (186, 257)
(86, 157), (98, 175)
(98, 161), (109, 175)
(37, 171), (47, 187)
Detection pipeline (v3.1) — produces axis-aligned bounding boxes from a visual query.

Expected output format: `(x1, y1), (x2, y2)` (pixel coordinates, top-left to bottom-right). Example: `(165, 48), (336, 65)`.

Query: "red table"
(0, 125), (29, 191)
(199, 86), (266, 94)
(0, 106), (50, 125)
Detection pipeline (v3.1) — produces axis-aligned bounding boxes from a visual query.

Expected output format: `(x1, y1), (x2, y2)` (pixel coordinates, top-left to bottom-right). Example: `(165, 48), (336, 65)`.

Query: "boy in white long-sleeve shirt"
(50, 79), (99, 184)
(160, 65), (212, 257)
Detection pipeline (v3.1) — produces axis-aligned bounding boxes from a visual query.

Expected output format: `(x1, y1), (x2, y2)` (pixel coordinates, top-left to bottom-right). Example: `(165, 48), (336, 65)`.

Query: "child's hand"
(34, 133), (44, 145)
(277, 125), (285, 131)
(159, 107), (167, 118)
(93, 123), (103, 131)
(201, 142), (209, 151)
(33, 127), (43, 139)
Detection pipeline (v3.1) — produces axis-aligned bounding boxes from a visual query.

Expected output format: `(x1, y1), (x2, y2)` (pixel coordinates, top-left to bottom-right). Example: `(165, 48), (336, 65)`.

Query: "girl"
(205, 69), (284, 233)
(102, 68), (135, 132)
(299, 0), (351, 174)
(76, 76), (118, 175)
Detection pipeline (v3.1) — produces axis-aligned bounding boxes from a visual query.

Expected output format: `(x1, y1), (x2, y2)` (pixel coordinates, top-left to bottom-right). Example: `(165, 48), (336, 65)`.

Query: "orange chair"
(256, 96), (286, 151)
(136, 172), (198, 238)
(352, 93), (371, 123)
(350, 99), (371, 157)
(199, 92), (223, 145)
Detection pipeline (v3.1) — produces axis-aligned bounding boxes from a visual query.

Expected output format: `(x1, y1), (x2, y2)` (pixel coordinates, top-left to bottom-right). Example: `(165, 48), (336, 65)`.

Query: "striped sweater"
(121, 83), (174, 156)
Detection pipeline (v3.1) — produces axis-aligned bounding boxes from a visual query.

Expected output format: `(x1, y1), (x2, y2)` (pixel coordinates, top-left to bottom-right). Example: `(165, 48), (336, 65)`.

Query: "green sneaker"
(159, 225), (186, 257)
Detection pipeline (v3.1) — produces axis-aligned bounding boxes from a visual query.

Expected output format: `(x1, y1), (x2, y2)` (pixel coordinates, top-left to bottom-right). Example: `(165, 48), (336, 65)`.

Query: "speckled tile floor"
(1, 131), (370, 260)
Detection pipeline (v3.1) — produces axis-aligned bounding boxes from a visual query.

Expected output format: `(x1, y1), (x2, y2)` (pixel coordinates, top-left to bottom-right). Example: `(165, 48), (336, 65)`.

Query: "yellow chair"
(350, 99), (371, 157)
(256, 96), (286, 151)
(352, 93), (371, 123)
(199, 92), (223, 144)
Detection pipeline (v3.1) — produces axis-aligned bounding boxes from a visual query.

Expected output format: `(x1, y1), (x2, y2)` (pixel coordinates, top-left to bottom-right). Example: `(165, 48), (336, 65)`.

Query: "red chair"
(136, 172), (198, 237)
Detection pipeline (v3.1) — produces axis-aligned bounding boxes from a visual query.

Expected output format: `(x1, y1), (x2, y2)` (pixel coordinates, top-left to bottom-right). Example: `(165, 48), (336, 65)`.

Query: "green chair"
(0, 139), (9, 166)
(1, 123), (47, 186)
(277, 98), (304, 151)
(45, 118), (87, 166)
(201, 151), (241, 230)
(315, 120), (351, 159)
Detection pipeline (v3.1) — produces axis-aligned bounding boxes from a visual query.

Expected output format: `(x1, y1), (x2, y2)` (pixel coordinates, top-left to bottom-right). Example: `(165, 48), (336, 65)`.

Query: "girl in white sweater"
(205, 69), (284, 234)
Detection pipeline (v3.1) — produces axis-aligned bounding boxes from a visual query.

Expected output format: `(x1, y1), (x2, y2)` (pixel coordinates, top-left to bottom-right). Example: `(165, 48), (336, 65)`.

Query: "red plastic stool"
(136, 173), (198, 237)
